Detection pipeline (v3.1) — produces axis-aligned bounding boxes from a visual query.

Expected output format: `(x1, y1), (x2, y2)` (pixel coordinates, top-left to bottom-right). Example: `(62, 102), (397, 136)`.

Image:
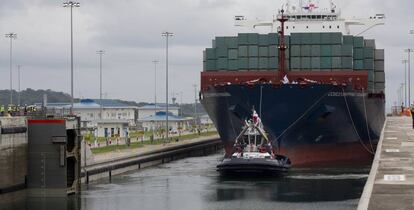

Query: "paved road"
(358, 116), (414, 209)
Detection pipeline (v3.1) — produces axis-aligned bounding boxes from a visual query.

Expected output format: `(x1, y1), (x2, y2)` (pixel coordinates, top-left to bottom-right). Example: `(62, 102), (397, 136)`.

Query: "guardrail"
(82, 138), (222, 183)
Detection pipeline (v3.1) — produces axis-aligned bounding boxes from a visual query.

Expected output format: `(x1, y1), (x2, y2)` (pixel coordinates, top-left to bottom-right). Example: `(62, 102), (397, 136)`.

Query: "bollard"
(86, 171), (89, 185)
(109, 170), (112, 182)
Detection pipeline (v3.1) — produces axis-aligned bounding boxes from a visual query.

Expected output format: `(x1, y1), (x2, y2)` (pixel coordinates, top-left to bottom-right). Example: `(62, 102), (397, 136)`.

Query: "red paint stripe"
(28, 119), (65, 124)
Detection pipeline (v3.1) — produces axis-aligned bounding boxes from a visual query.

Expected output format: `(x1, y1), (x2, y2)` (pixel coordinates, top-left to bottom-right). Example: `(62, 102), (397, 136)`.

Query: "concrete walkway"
(358, 117), (414, 210)
(92, 134), (220, 164)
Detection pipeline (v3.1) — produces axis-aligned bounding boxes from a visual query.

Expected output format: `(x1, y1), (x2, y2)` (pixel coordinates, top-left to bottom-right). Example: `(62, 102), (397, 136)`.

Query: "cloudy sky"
(0, 0), (412, 110)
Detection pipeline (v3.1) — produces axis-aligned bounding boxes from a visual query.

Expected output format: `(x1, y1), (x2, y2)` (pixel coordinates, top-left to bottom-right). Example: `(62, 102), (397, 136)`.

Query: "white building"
(95, 119), (130, 138)
(40, 99), (137, 130)
(137, 104), (180, 119)
(138, 111), (192, 132)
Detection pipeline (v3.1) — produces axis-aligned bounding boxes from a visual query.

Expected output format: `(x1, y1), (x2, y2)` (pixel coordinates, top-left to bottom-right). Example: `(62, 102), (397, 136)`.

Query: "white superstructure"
(234, 0), (385, 35)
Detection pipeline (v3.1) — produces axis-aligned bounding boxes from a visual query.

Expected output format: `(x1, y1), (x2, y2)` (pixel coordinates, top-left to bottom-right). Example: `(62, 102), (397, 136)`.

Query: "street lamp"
(152, 60), (159, 115)
(63, 1), (80, 115)
(193, 84), (197, 127)
(161, 31), (174, 143)
(405, 48), (413, 105)
(403, 59), (409, 106)
(5, 33), (17, 105)
(17, 65), (22, 106)
(97, 50), (105, 119)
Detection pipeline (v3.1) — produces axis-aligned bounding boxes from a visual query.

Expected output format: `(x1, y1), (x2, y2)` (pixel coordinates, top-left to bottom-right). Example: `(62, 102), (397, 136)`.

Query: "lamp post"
(152, 60), (159, 115)
(405, 49), (413, 105)
(161, 32), (173, 143)
(5, 33), (17, 105)
(403, 59), (409, 106)
(63, 1), (80, 115)
(193, 84), (197, 129)
(17, 65), (22, 106)
(97, 50), (105, 119)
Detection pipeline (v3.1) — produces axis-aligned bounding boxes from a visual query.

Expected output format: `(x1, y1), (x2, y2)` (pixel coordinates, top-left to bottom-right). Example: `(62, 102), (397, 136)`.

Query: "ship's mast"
(278, 9), (288, 79)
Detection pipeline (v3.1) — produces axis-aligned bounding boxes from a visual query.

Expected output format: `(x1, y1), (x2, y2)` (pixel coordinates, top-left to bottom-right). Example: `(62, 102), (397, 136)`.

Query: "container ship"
(200, 1), (386, 167)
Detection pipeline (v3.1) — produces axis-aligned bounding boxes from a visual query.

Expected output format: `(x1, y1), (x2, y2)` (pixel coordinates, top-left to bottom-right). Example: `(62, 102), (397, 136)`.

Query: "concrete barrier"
(0, 117), (27, 194)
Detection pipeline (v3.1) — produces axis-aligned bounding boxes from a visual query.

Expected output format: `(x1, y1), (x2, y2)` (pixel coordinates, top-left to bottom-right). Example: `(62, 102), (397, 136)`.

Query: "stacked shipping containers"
(203, 32), (385, 91)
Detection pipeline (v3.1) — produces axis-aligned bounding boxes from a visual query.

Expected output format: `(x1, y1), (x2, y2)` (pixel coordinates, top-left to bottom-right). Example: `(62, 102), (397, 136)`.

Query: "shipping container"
(311, 45), (321, 56)
(311, 33), (321, 44)
(301, 45), (311, 57)
(375, 49), (385, 60)
(332, 57), (342, 69)
(342, 57), (353, 69)
(216, 47), (228, 58)
(238, 33), (249, 45)
(216, 37), (226, 47)
(226, 37), (238, 49)
(375, 71), (385, 82)
(268, 57), (278, 69)
(238, 58), (248, 69)
(206, 60), (216, 70)
(321, 45), (332, 56)
(259, 58), (268, 69)
(268, 33), (279, 45)
(217, 58), (228, 69)
(238, 46), (248, 57)
(259, 47), (269, 57)
(311, 57), (321, 69)
(249, 57), (258, 69)
(353, 48), (364, 59)
(364, 59), (374, 70)
(354, 59), (364, 70)
(248, 33), (259, 45)
(368, 70), (374, 82)
(258, 34), (269, 46)
(341, 45), (353, 57)
(228, 59), (238, 70)
(364, 47), (374, 59)
(301, 33), (312, 44)
(364, 39), (376, 48)
(291, 57), (301, 69)
(206, 48), (216, 60)
(374, 82), (385, 90)
(374, 60), (385, 71)
(301, 57), (311, 69)
(320, 57), (332, 69)
(343, 35), (354, 45)
(291, 33), (301, 45)
(330, 33), (343, 44)
(228, 49), (238, 59)
(249, 45), (259, 57)
(332, 45), (342, 56)
(353, 36), (364, 48)
(291, 45), (301, 57)
(321, 33), (331, 44)
(269, 45), (278, 57)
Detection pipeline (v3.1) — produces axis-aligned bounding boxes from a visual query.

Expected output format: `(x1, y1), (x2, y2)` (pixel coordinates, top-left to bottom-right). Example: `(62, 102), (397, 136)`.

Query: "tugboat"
(217, 110), (291, 175)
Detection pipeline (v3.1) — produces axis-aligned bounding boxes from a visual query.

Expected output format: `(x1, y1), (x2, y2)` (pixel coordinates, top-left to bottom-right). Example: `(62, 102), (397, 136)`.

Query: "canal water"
(1, 152), (369, 210)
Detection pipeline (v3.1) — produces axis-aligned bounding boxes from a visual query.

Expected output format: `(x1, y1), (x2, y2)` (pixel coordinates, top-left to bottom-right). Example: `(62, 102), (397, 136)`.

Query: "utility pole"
(161, 32), (174, 143)
(405, 49), (414, 105)
(193, 84), (197, 128)
(63, 1), (80, 115)
(97, 50), (105, 119)
(153, 60), (159, 115)
(5, 33), (17, 105)
(403, 59), (409, 106)
(17, 65), (22, 106)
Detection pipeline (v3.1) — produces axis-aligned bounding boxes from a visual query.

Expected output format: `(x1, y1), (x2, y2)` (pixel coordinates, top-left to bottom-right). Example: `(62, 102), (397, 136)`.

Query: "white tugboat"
(217, 110), (291, 175)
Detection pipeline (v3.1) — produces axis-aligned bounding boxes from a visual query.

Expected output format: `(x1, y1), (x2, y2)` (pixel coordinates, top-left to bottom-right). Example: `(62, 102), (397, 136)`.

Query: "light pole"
(5, 33), (17, 105)
(405, 49), (413, 105)
(193, 84), (197, 129)
(63, 1), (80, 115)
(97, 50), (105, 119)
(17, 65), (22, 106)
(403, 59), (408, 106)
(161, 32), (174, 142)
(153, 60), (159, 115)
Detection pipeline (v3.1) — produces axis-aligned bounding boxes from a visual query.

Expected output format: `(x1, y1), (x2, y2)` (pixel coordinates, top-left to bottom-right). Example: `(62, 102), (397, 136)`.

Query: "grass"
(90, 131), (218, 154)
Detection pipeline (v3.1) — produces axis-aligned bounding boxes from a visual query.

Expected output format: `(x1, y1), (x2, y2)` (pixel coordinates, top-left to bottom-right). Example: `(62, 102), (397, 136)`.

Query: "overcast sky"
(0, 0), (412, 110)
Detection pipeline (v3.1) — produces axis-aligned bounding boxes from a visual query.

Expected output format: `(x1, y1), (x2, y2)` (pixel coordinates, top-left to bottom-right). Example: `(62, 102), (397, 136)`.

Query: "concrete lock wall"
(0, 117), (27, 193)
